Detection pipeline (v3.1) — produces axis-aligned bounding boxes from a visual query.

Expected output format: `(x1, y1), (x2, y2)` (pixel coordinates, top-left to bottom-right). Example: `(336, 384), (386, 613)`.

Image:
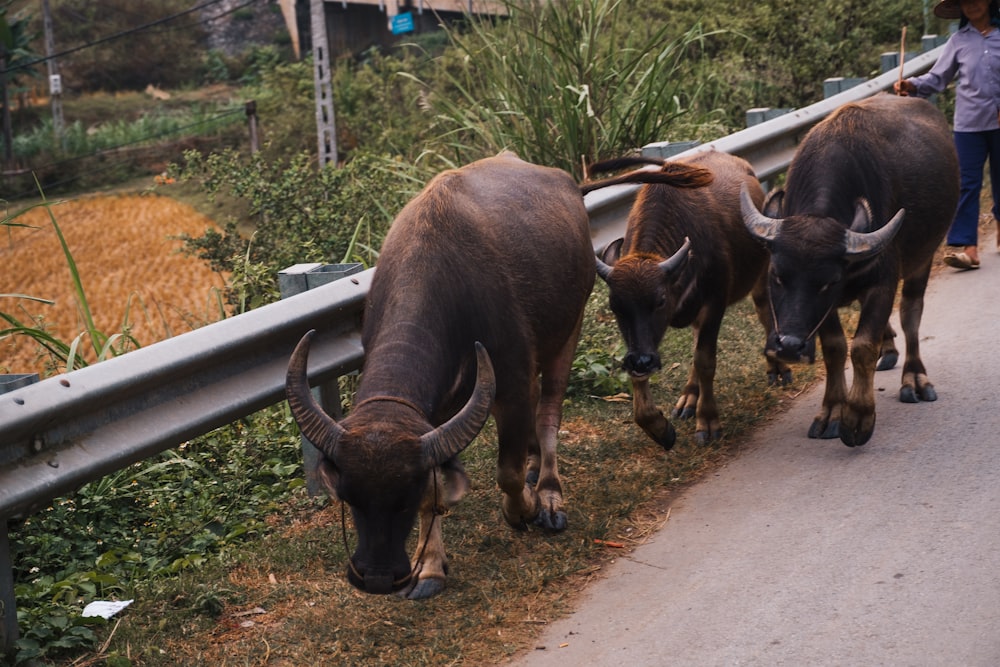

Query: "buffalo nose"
(773, 335), (816, 363)
(623, 352), (661, 376)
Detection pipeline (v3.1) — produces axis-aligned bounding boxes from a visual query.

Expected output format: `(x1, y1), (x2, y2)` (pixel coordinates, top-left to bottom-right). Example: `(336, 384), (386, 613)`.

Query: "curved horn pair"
(285, 331), (496, 469)
(595, 237), (691, 282)
(739, 185), (906, 259)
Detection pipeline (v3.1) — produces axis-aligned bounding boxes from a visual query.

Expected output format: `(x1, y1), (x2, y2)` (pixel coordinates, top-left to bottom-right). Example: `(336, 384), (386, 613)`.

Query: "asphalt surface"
(514, 234), (1000, 667)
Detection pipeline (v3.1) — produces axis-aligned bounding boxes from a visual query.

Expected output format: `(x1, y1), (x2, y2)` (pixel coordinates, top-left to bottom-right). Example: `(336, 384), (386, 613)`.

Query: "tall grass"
(412, 0), (725, 178)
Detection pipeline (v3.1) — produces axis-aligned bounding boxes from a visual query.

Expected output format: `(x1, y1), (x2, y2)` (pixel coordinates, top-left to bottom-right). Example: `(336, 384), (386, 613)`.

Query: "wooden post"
(245, 100), (259, 154)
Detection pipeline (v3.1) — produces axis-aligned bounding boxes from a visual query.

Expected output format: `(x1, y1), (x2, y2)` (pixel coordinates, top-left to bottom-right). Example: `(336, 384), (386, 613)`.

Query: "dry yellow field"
(1, 193), (230, 376)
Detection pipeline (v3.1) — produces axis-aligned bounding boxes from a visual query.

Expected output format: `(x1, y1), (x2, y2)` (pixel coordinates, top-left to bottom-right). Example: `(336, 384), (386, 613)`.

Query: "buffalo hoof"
(900, 384), (937, 403)
(808, 418), (840, 439)
(694, 428), (722, 446)
(671, 405), (696, 420)
(533, 509), (568, 532)
(400, 577), (446, 600)
(643, 422), (676, 451)
(876, 352), (898, 371)
(767, 369), (794, 387)
(525, 469), (539, 486)
(839, 426), (873, 448)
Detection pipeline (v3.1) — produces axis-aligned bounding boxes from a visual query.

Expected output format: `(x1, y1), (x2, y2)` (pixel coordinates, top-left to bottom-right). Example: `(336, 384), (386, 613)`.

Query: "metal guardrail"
(0, 43), (942, 652)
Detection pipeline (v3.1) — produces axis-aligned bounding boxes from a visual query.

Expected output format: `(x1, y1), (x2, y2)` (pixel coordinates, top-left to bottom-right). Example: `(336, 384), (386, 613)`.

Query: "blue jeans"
(950, 129), (1000, 246)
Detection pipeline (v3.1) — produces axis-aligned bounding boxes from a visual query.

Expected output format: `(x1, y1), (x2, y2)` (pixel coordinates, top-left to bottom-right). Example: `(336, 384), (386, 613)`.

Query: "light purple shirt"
(909, 23), (1000, 132)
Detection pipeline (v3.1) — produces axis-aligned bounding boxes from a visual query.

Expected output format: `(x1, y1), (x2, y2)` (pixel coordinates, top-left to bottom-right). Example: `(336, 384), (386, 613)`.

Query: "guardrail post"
(640, 140), (701, 160)
(823, 76), (868, 99)
(1, 521), (16, 654)
(0, 374), (36, 655)
(278, 263), (364, 496)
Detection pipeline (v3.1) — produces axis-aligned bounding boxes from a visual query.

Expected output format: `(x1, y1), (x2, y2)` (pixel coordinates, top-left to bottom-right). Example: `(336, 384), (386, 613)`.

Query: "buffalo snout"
(767, 334), (816, 364)
(623, 351), (661, 377)
(347, 561), (411, 595)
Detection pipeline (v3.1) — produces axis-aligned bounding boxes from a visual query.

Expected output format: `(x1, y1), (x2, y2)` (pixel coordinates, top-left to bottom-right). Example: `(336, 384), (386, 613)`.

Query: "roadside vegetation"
(1, 0), (951, 664)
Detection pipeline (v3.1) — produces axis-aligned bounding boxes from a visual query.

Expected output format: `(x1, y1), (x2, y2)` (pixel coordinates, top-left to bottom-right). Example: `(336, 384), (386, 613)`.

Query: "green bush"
(173, 149), (434, 310)
(410, 0), (726, 179)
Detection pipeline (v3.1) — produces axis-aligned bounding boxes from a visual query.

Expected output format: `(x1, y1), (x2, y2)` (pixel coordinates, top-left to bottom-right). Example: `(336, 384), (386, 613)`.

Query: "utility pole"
(1, 44), (11, 169)
(41, 0), (64, 141)
(310, 0), (337, 167)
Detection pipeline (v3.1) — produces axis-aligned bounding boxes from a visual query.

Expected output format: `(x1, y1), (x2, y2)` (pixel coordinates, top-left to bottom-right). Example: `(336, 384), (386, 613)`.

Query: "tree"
(1, 1), (39, 166)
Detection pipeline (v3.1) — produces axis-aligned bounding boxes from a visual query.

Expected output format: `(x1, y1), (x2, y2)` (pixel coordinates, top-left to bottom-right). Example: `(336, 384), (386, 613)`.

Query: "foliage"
(408, 0), (725, 179)
(25, 0), (206, 93)
(0, 1), (38, 88)
(642, 0), (945, 121)
(172, 148), (433, 310)
(9, 405), (307, 665)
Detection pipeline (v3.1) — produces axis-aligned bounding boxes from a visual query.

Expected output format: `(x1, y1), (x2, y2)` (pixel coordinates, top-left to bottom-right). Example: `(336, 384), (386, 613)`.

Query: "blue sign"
(390, 12), (414, 35)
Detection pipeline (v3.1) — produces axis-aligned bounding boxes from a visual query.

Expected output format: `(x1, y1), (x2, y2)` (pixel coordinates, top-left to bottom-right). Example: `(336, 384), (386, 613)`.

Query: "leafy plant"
(9, 404), (307, 665)
(408, 0), (726, 178)
(172, 148), (430, 309)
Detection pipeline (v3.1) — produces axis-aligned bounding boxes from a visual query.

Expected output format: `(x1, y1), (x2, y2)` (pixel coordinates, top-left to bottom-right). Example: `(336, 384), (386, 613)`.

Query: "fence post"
(245, 100), (259, 154)
(278, 263), (364, 496)
(0, 374), (37, 655)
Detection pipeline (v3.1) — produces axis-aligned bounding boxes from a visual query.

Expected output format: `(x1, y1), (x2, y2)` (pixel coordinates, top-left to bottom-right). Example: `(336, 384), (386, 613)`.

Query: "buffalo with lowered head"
(286, 152), (595, 599)
(583, 150), (789, 448)
(740, 94), (959, 447)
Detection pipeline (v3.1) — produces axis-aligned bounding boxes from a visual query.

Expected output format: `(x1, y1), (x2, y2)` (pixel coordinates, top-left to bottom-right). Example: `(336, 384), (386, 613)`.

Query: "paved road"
(514, 236), (1000, 667)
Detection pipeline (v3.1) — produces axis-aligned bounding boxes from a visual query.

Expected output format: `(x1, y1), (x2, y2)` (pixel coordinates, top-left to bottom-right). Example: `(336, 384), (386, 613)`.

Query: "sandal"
(943, 248), (980, 270)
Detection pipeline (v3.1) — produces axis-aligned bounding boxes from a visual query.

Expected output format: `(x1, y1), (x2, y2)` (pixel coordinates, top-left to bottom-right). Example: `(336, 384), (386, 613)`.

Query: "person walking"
(895, 0), (1000, 270)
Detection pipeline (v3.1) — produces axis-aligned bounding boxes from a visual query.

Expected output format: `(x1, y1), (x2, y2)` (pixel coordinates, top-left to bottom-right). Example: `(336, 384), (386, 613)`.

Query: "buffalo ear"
(317, 459), (342, 501)
(596, 238), (625, 281)
(762, 188), (785, 218)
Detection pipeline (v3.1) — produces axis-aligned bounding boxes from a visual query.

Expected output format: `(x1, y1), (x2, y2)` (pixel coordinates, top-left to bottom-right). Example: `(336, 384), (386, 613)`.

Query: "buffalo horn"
(286, 330), (345, 459)
(595, 238), (624, 282)
(740, 184), (781, 243)
(844, 208), (906, 260)
(421, 342), (496, 467)
(658, 236), (691, 275)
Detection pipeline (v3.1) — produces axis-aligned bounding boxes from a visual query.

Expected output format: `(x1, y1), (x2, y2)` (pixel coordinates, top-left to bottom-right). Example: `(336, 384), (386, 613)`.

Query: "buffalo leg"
(632, 376), (677, 450)
(495, 374), (542, 531)
(675, 315), (724, 444)
(403, 461), (469, 599)
(898, 268), (937, 402)
(809, 313), (848, 439)
(840, 290), (895, 447)
(876, 322), (899, 371)
(530, 315), (583, 532)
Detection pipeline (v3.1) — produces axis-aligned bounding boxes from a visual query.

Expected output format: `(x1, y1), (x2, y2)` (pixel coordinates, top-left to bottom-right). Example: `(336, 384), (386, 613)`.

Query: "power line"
(1, 0), (261, 76)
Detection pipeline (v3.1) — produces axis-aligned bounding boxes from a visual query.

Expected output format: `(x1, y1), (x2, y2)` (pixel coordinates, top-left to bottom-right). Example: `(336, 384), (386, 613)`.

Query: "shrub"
(173, 149), (434, 310)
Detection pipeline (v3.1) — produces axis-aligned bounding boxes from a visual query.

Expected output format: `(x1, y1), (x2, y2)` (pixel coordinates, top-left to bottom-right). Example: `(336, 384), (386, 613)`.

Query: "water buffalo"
(286, 152), (595, 599)
(582, 150), (789, 448)
(740, 94), (959, 447)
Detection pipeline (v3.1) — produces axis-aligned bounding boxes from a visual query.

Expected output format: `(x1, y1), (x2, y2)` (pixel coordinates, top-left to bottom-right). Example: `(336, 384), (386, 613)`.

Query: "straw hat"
(934, 0), (998, 19)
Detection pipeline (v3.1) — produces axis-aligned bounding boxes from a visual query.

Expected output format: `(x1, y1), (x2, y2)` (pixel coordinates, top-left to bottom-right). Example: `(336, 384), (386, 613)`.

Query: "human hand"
(893, 80), (915, 96)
